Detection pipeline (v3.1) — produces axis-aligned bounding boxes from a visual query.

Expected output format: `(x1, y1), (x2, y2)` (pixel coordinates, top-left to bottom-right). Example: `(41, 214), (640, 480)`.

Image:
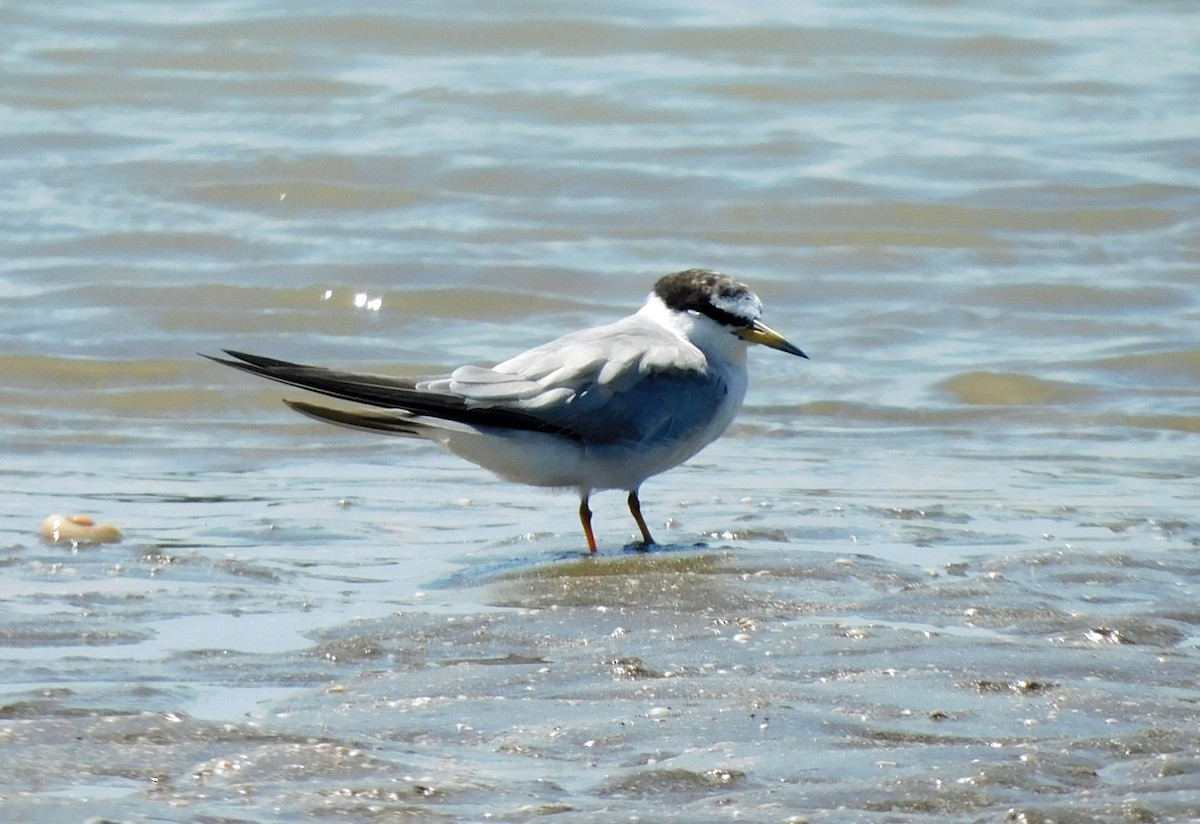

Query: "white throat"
(637, 294), (750, 365)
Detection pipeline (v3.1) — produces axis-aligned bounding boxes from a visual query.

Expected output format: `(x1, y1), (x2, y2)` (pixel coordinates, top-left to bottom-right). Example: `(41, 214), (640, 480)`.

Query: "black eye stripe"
(688, 304), (751, 328)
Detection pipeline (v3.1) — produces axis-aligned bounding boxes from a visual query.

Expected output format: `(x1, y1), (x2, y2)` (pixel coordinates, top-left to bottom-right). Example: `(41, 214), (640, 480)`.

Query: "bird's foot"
(623, 538), (656, 553)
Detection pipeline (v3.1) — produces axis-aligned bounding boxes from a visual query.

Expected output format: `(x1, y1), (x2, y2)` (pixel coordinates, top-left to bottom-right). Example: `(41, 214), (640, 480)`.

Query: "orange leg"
(579, 496), (598, 553)
(627, 489), (656, 546)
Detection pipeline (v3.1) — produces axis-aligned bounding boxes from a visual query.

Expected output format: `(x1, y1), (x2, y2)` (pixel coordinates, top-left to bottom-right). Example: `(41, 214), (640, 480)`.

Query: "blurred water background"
(1, 1), (1199, 821)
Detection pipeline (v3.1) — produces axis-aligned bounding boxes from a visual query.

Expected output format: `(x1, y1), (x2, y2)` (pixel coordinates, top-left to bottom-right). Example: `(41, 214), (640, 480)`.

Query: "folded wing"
(204, 350), (581, 438)
(207, 324), (726, 450)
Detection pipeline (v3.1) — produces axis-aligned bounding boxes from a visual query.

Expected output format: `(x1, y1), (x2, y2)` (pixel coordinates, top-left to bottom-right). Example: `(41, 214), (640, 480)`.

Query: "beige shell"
(40, 513), (123, 545)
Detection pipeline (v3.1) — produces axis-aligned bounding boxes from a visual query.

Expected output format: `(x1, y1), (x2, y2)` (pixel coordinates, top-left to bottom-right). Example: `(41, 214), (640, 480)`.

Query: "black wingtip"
(220, 350), (298, 369)
(200, 351), (237, 367)
(202, 350), (311, 376)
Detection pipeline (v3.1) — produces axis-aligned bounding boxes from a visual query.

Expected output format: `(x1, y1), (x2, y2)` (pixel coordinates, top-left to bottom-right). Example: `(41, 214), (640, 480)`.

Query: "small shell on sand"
(40, 514), (123, 545)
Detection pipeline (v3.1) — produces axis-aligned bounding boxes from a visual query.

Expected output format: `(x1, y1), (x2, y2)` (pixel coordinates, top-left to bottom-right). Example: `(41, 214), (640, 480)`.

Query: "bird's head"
(653, 269), (808, 359)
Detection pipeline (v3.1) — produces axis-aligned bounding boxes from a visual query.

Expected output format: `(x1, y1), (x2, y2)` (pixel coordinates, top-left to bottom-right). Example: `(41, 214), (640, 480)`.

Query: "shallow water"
(2, 1), (1199, 821)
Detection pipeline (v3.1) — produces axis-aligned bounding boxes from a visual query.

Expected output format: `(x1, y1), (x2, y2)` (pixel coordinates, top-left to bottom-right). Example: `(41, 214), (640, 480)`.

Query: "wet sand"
(3, 0), (1199, 820)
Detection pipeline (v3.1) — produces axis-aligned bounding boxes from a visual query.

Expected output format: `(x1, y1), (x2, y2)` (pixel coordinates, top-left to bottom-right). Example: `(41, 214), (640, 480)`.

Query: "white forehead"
(710, 288), (762, 322)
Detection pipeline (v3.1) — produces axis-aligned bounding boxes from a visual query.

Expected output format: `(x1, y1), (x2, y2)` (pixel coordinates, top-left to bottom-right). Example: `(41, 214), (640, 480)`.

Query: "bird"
(205, 268), (807, 552)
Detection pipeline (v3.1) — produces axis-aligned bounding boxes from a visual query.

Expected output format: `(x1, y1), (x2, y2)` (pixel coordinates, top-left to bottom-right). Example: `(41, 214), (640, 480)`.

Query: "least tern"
(207, 268), (806, 552)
